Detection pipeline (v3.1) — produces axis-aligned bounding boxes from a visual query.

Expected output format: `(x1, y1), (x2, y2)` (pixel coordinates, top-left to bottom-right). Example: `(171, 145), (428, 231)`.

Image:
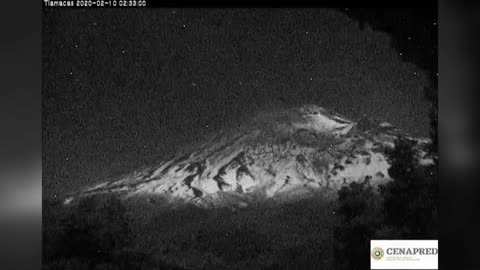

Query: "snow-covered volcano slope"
(66, 105), (432, 208)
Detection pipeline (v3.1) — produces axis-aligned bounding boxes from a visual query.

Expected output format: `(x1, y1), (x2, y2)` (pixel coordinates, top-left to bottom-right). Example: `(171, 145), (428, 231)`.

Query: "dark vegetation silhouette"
(43, 193), (340, 269)
(334, 181), (379, 270)
(333, 137), (438, 269)
(43, 195), (186, 270)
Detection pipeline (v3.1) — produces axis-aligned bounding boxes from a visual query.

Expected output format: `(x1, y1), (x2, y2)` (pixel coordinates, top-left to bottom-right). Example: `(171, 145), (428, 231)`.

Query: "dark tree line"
(43, 195), (186, 270)
(334, 137), (438, 270)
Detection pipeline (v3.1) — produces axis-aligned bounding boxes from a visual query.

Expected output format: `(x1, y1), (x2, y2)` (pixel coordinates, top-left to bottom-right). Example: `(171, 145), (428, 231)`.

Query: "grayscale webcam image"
(42, 8), (438, 270)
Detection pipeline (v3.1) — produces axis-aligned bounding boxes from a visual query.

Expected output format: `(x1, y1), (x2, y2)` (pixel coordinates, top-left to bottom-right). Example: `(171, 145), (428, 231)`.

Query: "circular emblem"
(371, 247), (384, 260)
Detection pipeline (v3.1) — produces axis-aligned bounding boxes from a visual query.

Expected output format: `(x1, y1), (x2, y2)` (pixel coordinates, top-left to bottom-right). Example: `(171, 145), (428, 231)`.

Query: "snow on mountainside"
(65, 105), (432, 208)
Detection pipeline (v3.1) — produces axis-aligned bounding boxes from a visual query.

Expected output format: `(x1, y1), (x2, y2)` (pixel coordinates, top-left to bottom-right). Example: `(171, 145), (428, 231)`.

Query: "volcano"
(65, 105), (432, 207)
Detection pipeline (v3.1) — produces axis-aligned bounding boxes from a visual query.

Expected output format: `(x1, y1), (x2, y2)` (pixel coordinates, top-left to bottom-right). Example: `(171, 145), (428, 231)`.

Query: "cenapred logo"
(371, 240), (438, 269)
(371, 247), (384, 260)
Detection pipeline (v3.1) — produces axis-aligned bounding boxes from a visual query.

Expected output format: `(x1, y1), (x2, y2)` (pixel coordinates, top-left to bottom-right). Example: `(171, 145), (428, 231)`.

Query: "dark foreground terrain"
(45, 194), (338, 269)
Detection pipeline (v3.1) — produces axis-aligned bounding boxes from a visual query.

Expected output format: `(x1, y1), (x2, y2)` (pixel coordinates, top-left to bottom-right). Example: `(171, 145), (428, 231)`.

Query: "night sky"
(42, 8), (437, 198)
